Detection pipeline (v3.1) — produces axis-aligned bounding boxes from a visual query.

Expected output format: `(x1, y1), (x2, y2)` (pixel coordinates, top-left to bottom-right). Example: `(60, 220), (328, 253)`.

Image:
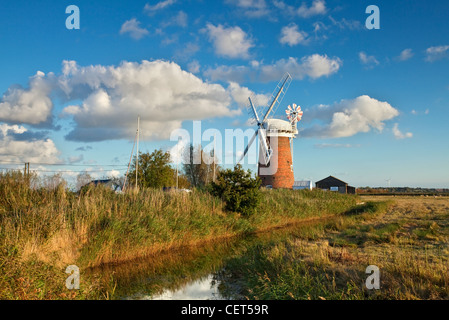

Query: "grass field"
(0, 171), (357, 299)
(1, 170), (447, 300)
(220, 196), (449, 300)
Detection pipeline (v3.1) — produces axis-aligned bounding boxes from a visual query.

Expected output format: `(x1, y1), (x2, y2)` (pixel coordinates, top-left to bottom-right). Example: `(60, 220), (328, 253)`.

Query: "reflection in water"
(146, 275), (223, 300)
(87, 217), (333, 300)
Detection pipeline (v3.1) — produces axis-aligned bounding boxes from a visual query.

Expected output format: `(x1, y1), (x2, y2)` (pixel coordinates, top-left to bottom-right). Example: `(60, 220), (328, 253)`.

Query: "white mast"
(135, 115), (140, 190)
(213, 133), (216, 182)
(176, 137), (179, 189)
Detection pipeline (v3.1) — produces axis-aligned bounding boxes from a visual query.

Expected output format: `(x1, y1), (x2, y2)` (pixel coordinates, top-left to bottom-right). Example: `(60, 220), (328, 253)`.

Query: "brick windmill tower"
(237, 73), (303, 189)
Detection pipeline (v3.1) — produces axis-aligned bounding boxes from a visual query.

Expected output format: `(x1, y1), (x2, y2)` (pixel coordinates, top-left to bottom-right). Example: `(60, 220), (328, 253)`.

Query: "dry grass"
(0, 171), (358, 299)
(225, 196), (449, 300)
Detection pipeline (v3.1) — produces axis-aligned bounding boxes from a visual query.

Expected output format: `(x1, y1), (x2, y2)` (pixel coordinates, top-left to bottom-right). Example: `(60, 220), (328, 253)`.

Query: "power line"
(0, 168), (126, 173)
(0, 161), (127, 167)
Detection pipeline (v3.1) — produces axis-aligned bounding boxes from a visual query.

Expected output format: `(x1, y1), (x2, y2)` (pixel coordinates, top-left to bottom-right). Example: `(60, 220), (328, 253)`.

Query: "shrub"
(209, 165), (261, 216)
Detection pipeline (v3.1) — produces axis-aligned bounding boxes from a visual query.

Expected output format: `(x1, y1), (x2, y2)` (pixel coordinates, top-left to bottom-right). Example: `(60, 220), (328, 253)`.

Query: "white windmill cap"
(263, 119), (298, 137)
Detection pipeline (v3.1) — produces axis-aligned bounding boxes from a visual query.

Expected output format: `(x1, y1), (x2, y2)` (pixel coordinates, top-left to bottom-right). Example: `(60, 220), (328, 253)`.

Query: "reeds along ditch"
(0, 171), (360, 299)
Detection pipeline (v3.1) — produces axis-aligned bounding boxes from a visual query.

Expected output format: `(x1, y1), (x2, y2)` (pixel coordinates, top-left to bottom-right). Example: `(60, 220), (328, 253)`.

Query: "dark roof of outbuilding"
(315, 175), (348, 185)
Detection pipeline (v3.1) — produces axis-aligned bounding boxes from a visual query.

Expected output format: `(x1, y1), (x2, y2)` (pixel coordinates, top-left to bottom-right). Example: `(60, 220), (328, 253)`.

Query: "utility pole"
(24, 162), (30, 178)
(213, 133), (216, 183)
(135, 115), (140, 191)
(176, 137), (179, 189)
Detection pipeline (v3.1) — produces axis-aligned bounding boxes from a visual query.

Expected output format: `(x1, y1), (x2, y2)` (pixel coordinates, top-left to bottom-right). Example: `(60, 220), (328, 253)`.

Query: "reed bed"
(0, 171), (358, 299)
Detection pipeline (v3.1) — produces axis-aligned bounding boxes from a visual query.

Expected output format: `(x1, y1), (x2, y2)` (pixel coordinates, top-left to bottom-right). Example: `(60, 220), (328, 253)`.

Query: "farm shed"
(315, 176), (356, 194)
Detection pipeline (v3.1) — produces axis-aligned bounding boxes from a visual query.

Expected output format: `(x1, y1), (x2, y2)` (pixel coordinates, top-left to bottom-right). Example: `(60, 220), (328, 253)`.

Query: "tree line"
(125, 144), (219, 190)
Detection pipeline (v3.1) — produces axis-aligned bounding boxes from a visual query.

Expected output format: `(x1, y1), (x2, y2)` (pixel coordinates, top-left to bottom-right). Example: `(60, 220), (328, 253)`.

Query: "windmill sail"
(237, 72), (292, 166)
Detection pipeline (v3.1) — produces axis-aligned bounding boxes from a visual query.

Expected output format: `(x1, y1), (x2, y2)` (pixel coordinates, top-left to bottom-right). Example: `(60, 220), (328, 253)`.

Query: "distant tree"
(127, 149), (175, 189)
(183, 144), (219, 189)
(210, 164), (261, 216)
(76, 171), (92, 191)
(174, 172), (191, 189)
(42, 173), (67, 191)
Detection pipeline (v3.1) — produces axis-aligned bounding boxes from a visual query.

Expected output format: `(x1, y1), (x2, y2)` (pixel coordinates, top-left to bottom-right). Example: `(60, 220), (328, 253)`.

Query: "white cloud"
(204, 54), (342, 82)
(328, 16), (363, 30)
(1, 60), (269, 143)
(68, 154), (84, 163)
(297, 0), (327, 18)
(225, 0), (270, 18)
(120, 18), (149, 40)
(204, 23), (254, 59)
(0, 71), (54, 125)
(187, 60), (200, 73)
(301, 95), (399, 138)
(226, 81), (270, 108)
(392, 123), (413, 139)
(0, 124), (61, 163)
(397, 48), (414, 61)
(58, 60), (247, 142)
(359, 51), (379, 68)
(425, 45), (449, 62)
(258, 55), (342, 81)
(279, 24), (309, 46)
(107, 170), (121, 178)
(144, 0), (176, 12)
(161, 10), (188, 28)
(314, 143), (361, 149)
(273, 0), (326, 18)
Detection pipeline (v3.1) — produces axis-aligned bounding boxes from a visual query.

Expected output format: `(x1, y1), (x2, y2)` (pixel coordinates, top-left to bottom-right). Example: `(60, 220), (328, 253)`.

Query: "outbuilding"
(315, 176), (355, 194)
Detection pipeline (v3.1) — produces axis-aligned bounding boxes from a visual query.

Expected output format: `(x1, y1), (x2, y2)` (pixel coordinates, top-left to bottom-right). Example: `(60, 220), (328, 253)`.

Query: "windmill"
(285, 103), (303, 170)
(237, 72), (302, 189)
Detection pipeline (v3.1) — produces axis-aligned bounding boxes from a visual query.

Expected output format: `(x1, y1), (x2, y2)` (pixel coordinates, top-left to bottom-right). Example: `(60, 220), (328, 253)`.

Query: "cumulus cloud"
(120, 18), (149, 40)
(297, 0), (327, 17)
(204, 54), (342, 82)
(203, 23), (254, 59)
(144, 0), (176, 12)
(225, 0), (270, 18)
(68, 154), (84, 163)
(52, 59), (272, 142)
(425, 45), (449, 62)
(161, 10), (188, 28)
(58, 60), (249, 142)
(0, 124), (61, 163)
(328, 16), (363, 30)
(187, 60), (200, 74)
(0, 59), (265, 143)
(0, 71), (54, 126)
(300, 95), (399, 138)
(314, 143), (361, 149)
(397, 48), (414, 61)
(274, 0), (326, 18)
(279, 24), (309, 46)
(359, 51), (379, 68)
(227, 81), (270, 108)
(392, 123), (413, 139)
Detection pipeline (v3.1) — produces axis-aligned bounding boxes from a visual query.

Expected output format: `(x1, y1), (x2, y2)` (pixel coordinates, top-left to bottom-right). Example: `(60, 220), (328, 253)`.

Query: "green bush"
(209, 165), (261, 216)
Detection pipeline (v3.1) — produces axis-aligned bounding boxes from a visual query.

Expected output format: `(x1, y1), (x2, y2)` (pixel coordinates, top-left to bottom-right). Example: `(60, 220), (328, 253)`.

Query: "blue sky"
(0, 0), (448, 188)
